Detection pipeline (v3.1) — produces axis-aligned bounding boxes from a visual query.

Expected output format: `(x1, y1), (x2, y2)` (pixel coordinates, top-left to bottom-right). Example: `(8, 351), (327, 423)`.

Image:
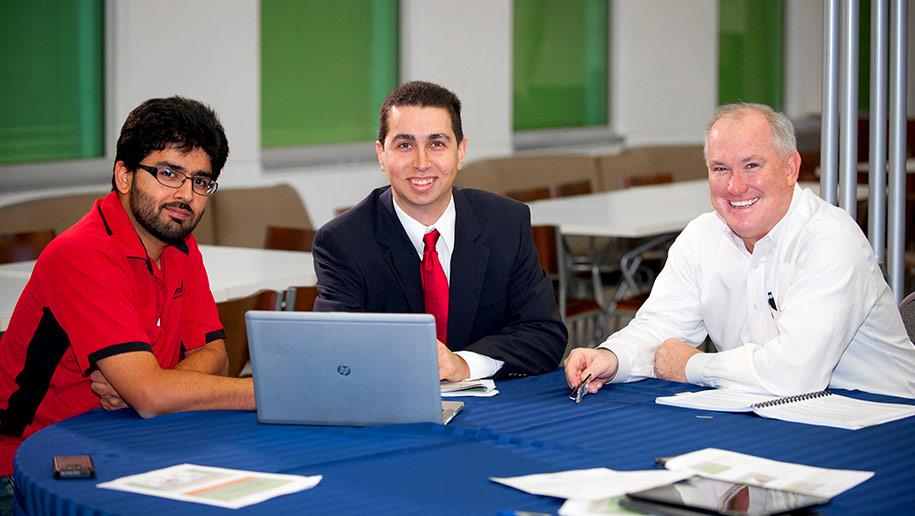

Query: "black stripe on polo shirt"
(86, 342), (153, 374)
(0, 308), (70, 437)
(206, 329), (226, 343)
(96, 203), (113, 236)
(174, 240), (189, 255)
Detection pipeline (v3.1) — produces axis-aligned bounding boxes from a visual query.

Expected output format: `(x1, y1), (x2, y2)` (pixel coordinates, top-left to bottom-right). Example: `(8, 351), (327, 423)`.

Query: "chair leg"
(283, 287), (297, 311)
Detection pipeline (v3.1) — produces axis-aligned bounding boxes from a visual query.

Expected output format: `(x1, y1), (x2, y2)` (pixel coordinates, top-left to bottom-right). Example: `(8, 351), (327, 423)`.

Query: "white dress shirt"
(601, 185), (915, 398)
(392, 195), (505, 379)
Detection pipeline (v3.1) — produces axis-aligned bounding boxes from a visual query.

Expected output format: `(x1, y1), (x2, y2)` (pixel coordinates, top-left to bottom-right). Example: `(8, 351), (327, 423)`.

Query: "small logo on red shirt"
(173, 281), (184, 299)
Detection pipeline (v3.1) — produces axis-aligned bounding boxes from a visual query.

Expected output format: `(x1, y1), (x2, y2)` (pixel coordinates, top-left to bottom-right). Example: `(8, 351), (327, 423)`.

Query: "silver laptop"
(246, 311), (461, 426)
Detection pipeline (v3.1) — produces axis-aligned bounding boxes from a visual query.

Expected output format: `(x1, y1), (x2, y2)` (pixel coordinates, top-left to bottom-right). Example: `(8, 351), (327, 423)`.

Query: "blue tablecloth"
(14, 370), (915, 514)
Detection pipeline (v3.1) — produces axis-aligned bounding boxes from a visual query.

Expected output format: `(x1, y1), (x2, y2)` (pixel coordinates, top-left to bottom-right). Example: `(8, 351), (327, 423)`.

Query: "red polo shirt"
(0, 192), (224, 474)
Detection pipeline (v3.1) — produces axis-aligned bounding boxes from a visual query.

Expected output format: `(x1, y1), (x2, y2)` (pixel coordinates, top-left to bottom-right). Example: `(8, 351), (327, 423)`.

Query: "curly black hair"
(112, 96), (229, 189)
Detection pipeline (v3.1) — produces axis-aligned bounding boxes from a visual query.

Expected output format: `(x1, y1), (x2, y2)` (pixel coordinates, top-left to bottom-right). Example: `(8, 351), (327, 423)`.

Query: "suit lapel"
(375, 188), (424, 313)
(447, 189), (489, 347)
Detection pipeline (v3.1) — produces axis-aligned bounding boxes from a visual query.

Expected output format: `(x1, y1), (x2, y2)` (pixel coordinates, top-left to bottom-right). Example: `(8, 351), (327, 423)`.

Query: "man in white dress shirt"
(565, 103), (915, 398)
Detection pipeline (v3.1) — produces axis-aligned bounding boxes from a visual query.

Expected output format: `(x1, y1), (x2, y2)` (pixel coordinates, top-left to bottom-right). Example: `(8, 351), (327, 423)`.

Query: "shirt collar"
(392, 193), (456, 257)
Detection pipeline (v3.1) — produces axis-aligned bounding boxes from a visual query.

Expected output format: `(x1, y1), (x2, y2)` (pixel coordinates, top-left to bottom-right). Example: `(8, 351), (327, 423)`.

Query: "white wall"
(610, 0), (717, 145)
(784, 0), (824, 119)
(400, 0), (513, 160)
(109, 0), (262, 183)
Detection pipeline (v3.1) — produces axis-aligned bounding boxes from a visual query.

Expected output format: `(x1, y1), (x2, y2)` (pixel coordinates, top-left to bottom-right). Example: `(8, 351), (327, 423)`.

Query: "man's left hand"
(437, 341), (470, 382)
(654, 338), (702, 382)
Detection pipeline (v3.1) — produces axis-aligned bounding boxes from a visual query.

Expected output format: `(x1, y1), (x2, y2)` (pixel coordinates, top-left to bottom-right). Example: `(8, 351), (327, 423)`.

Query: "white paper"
(753, 394), (915, 430)
(490, 468), (691, 502)
(97, 463), (322, 509)
(441, 379), (499, 397)
(664, 448), (872, 499)
(657, 390), (915, 430)
(656, 390), (778, 412)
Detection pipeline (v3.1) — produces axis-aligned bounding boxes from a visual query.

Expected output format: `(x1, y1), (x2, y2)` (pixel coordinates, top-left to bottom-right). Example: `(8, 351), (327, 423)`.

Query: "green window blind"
(261, 0), (398, 148)
(0, 0), (104, 165)
(718, 0), (783, 109)
(513, 0), (608, 131)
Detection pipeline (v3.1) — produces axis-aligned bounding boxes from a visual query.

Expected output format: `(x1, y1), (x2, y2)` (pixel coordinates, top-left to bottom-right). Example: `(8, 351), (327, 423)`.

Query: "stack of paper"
(491, 468), (691, 503)
(492, 448), (875, 515)
(441, 379), (498, 397)
(663, 448), (872, 499)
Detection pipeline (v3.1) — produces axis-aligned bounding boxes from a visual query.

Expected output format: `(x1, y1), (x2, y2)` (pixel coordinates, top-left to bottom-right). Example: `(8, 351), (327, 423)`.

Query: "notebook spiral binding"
(752, 390), (833, 409)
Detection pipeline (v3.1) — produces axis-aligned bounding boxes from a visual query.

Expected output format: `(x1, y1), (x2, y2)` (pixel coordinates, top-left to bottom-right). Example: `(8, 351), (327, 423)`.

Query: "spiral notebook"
(656, 389), (915, 430)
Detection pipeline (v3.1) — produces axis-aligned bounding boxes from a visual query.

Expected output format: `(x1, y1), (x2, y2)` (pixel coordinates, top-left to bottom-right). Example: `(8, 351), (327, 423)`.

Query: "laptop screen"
(246, 311), (443, 426)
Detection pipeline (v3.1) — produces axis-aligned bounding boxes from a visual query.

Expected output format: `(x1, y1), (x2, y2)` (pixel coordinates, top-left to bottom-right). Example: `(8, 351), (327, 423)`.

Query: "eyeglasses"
(136, 163), (218, 196)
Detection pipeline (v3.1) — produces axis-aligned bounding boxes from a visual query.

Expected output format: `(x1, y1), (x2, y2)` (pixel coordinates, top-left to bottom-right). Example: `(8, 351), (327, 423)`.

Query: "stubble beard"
(130, 186), (202, 246)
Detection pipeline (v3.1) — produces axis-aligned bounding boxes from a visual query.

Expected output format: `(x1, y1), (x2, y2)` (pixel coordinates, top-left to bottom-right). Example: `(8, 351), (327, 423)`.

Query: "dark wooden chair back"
(531, 225), (560, 275)
(505, 180), (593, 203)
(216, 289), (279, 377)
(264, 226), (317, 252)
(504, 186), (551, 203)
(622, 172), (673, 189)
(0, 230), (56, 263)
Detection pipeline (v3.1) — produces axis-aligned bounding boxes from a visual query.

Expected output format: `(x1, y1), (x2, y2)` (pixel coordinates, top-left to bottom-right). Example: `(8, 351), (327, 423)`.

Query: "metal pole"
(839, 0), (859, 216)
(868, 0), (888, 265)
(887, 0), (908, 301)
(820, 0), (841, 205)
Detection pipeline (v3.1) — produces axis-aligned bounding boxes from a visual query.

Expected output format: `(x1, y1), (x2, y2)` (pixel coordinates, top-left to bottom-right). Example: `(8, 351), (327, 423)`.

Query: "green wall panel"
(261, 0), (398, 147)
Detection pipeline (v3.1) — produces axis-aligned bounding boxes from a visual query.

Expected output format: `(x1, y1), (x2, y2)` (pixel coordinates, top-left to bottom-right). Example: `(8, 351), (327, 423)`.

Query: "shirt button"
(752, 303), (759, 310)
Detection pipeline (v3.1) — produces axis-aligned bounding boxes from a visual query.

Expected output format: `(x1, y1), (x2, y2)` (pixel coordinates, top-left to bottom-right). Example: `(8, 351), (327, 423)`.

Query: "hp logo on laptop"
(337, 365), (351, 376)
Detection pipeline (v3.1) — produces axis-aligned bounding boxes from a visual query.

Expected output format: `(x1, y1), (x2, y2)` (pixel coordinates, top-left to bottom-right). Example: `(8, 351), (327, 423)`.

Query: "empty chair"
(0, 230), (55, 263)
(216, 290), (279, 377)
(901, 291), (915, 344)
(532, 225), (605, 353)
(212, 184), (312, 248)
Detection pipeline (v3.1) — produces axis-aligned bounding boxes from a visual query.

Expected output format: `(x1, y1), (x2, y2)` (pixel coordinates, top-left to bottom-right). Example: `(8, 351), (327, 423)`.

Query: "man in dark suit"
(313, 81), (567, 381)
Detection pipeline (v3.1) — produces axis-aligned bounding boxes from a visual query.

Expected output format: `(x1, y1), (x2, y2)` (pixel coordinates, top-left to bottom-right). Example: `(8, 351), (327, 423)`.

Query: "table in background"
(528, 180), (712, 239)
(0, 245), (314, 331)
(197, 245), (314, 302)
(527, 180), (710, 325)
(15, 370), (915, 515)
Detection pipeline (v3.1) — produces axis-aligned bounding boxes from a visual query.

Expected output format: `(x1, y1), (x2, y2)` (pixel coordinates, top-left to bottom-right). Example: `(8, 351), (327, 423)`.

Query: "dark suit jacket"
(312, 186), (567, 378)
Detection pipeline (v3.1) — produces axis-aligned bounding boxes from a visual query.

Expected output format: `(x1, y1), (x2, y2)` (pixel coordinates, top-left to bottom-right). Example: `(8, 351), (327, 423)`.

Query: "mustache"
(160, 201), (194, 216)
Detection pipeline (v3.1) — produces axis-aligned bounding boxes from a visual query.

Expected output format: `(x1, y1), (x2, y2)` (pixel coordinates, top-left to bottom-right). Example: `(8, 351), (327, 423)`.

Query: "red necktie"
(421, 229), (449, 344)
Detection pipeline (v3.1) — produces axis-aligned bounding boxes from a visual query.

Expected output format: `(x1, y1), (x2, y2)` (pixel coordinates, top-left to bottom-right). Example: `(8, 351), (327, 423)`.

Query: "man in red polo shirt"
(0, 97), (255, 513)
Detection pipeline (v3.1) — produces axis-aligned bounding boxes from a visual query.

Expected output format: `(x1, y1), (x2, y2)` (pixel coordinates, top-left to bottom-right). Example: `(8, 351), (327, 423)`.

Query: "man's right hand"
(564, 347), (620, 394)
(89, 370), (127, 411)
(437, 341), (470, 382)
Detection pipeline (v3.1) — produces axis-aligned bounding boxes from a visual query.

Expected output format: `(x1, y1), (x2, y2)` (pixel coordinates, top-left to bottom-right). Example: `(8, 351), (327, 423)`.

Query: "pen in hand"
(569, 373), (592, 404)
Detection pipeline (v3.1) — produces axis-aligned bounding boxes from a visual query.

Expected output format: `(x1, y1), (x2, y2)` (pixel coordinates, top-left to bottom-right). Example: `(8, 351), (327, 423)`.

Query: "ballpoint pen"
(767, 291), (780, 336)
